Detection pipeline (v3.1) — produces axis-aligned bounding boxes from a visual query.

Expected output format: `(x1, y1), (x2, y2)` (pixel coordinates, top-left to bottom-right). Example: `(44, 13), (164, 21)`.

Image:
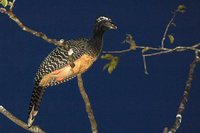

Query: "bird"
(27, 16), (117, 127)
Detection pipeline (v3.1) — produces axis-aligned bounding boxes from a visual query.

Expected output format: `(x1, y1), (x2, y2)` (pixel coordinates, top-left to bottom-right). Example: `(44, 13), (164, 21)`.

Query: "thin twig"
(161, 11), (177, 48)
(142, 55), (148, 74)
(167, 57), (200, 133)
(136, 46), (169, 51)
(102, 48), (133, 54)
(77, 74), (98, 133)
(192, 43), (200, 48)
(102, 46), (168, 54)
(144, 49), (174, 57)
(8, 0), (15, 11)
(103, 45), (199, 55)
(144, 46), (199, 57)
(0, 105), (45, 133)
(0, 8), (64, 47)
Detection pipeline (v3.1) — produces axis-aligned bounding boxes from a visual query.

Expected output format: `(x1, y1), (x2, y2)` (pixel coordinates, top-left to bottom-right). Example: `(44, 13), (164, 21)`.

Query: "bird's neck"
(90, 27), (105, 55)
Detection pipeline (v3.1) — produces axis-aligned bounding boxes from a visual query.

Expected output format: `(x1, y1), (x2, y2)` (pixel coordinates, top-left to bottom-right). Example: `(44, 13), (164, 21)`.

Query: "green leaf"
(177, 5), (186, 13)
(123, 34), (137, 50)
(168, 34), (175, 44)
(129, 43), (136, 50)
(0, 0), (8, 7)
(107, 65), (113, 74)
(101, 54), (113, 60)
(102, 56), (119, 74)
(142, 47), (150, 53)
(107, 57), (119, 74)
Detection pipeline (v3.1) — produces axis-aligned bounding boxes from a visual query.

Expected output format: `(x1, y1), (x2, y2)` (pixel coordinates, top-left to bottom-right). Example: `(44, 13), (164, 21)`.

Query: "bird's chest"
(72, 54), (96, 73)
(39, 54), (96, 87)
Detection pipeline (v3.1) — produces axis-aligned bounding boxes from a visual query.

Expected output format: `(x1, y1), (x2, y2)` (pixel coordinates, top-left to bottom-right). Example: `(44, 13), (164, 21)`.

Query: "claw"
(27, 105), (38, 127)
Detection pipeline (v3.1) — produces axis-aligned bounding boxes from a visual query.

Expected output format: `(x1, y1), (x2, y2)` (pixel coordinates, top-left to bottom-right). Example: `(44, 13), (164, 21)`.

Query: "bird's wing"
(34, 39), (89, 85)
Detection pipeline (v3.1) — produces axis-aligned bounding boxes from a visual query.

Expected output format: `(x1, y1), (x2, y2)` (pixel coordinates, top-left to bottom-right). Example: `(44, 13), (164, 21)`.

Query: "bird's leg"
(27, 105), (38, 127)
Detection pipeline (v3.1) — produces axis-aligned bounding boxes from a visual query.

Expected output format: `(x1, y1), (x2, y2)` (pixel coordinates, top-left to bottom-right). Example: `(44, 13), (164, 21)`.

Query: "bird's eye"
(105, 22), (109, 25)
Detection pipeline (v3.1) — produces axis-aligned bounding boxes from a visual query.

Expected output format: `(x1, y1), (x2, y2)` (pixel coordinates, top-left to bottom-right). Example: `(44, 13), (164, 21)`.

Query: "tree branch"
(164, 57), (200, 133)
(103, 44), (200, 55)
(0, 5), (75, 67)
(0, 8), (64, 47)
(103, 44), (200, 74)
(77, 74), (98, 133)
(161, 12), (177, 48)
(102, 48), (133, 54)
(1, 1), (199, 133)
(0, 105), (45, 133)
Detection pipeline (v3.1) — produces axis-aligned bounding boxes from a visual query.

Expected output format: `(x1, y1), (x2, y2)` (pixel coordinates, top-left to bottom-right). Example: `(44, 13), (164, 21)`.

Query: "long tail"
(28, 85), (46, 127)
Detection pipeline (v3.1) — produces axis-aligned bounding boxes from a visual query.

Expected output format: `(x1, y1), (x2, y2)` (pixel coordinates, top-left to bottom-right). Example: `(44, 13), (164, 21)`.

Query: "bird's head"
(95, 16), (117, 31)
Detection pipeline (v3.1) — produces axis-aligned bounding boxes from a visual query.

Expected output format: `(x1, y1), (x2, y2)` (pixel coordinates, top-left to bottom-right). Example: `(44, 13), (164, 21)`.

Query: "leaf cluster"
(101, 54), (119, 74)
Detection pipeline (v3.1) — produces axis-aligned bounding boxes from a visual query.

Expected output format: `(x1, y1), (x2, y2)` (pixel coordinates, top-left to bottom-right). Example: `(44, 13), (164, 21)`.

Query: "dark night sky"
(0, 0), (200, 133)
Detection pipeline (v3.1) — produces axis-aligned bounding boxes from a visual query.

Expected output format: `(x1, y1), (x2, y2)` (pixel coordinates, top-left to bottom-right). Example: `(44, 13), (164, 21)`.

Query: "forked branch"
(161, 12), (177, 48)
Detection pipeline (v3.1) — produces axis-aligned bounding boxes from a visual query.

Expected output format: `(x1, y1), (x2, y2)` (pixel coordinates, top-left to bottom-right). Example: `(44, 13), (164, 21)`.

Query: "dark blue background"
(0, 0), (200, 133)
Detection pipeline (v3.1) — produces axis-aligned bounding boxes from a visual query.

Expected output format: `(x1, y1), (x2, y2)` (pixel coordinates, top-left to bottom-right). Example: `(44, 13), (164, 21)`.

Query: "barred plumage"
(28, 16), (117, 127)
(34, 39), (90, 84)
